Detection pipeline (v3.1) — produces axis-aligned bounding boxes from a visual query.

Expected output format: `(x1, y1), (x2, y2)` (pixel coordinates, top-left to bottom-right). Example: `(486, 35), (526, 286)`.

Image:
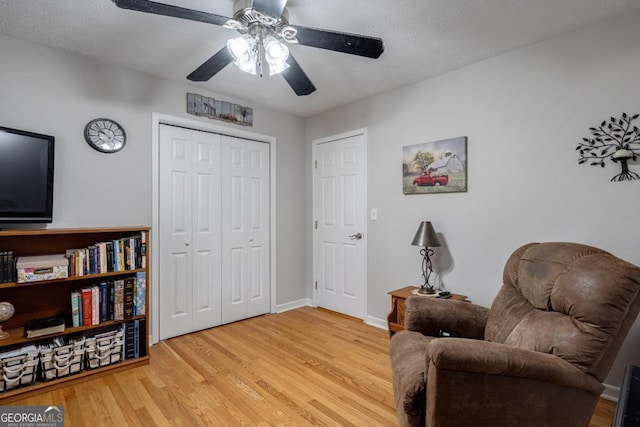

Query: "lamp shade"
(411, 221), (441, 248)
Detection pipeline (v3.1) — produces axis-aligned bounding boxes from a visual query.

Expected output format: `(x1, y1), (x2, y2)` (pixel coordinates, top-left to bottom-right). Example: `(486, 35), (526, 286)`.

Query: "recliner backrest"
(485, 242), (640, 381)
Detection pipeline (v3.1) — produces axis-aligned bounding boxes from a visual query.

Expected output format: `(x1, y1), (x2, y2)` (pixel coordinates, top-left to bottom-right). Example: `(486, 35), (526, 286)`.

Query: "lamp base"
(418, 286), (436, 295)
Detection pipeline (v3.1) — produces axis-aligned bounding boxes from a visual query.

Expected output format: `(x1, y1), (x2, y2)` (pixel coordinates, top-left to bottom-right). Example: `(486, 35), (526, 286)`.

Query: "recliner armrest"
(404, 297), (489, 339)
(427, 338), (603, 394)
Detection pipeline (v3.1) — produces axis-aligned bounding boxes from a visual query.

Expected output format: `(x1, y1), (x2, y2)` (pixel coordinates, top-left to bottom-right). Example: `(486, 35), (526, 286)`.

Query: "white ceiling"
(1, 0), (640, 117)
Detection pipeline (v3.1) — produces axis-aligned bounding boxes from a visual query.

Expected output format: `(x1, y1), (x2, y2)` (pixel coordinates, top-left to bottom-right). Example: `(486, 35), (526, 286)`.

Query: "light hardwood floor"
(8, 307), (616, 426)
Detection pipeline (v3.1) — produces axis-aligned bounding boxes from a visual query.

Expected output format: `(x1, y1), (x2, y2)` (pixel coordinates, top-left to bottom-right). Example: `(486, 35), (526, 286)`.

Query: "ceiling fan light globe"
(227, 35), (254, 63)
(233, 59), (257, 75)
(264, 37), (289, 66)
(268, 61), (290, 76)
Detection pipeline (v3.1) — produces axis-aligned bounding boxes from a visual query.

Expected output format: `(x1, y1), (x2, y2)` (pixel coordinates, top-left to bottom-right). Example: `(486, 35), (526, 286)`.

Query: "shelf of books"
(0, 227), (150, 402)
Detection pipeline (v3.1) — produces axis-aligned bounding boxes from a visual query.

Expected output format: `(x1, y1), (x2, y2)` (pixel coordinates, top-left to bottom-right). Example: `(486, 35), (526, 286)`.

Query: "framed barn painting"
(402, 136), (467, 194)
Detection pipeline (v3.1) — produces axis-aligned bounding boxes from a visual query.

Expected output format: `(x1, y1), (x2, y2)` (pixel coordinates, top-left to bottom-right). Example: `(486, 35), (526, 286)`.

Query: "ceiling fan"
(112, 0), (385, 96)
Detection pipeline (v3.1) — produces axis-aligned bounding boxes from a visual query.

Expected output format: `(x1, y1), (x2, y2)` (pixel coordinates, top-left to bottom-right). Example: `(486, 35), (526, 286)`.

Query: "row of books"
(0, 251), (16, 283)
(70, 272), (146, 328)
(66, 233), (146, 277)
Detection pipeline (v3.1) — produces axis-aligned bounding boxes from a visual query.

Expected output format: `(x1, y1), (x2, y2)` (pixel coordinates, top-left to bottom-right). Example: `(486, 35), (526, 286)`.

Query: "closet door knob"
(185, 241), (191, 247)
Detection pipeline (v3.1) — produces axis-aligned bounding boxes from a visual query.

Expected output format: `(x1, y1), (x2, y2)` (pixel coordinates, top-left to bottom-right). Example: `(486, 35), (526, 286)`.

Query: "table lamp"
(411, 221), (441, 294)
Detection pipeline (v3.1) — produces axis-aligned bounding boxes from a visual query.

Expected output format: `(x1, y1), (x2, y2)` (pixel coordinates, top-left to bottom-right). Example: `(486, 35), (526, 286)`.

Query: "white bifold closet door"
(158, 125), (269, 340)
(221, 135), (270, 324)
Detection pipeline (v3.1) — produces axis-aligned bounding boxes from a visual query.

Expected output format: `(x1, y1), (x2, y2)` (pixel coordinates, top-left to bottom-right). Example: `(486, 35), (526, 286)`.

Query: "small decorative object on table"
(411, 221), (441, 294)
(0, 302), (15, 340)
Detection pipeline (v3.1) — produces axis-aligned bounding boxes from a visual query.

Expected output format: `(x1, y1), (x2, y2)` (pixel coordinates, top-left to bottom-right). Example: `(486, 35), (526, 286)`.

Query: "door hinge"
(315, 281), (318, 290)
(314, 220), (318, 230)
(314, 160), (318, 168)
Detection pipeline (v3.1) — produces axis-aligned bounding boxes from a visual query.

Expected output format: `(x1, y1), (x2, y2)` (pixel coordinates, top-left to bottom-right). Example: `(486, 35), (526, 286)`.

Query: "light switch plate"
(370, 208), (378, 221)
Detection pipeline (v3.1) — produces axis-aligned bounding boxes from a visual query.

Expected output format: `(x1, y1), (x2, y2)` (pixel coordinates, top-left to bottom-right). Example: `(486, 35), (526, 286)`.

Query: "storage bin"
(0, 351), (39, 392)
(17, 254), (69, 283)
(40, 338), (85, 381)
(85, 329), (123, 370)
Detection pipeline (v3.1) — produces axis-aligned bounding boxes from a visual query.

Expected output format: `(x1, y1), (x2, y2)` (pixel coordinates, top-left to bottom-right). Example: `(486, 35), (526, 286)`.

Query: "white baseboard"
(275, 298), (314, 313)
(601, 383), (620, 402)
(365, 315), (388, 330)
(274, 300), (389, 331)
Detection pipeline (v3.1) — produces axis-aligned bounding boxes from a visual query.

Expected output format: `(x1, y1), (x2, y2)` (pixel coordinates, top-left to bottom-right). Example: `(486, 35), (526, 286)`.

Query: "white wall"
(306, 11), (640, 391)
(0, 34), (308, 306)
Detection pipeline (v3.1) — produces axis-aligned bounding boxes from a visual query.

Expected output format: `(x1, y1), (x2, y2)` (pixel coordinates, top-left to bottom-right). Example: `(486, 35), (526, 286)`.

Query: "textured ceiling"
(1, 0), (640, 117)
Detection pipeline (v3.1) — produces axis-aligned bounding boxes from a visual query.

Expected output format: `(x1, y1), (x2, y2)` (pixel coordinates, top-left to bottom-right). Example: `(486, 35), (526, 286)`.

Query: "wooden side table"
(387, 286), (467, 337)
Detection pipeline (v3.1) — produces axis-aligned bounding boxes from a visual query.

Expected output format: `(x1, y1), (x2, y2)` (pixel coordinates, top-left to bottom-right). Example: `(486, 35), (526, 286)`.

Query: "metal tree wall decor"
(577, 112), (640, 181)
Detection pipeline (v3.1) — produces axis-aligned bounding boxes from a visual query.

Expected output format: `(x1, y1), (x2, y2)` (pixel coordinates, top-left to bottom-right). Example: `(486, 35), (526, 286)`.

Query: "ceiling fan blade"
(252, 0), (288, 19)
(294, 26), (384, 58)
(187, 47), (234, 82)
(112, 0), (231, 27)
(282, 54), (316, 96)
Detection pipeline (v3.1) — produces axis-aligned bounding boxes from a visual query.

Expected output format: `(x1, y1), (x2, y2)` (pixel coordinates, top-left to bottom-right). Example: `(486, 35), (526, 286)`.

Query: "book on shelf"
(106, 242), (114, 273)
(0, 251), (15, 283)
(135, 271), (146, 316)
(134, 319), (140, 358)
(91, 285), (100, 326)
(77, 290), (83, 327)
(25, 316), (65, 339)
(99, 281), (108, 323)
(70, 290), (80, 327)
(140, 232), (147, 269)
(124, 277), (134, 319)
(138, 318), (146, 357)
(81, 287), (92, 327)
(124, 320), (135, 359)
(114, 279), (124, 321)
(108, 280), (115, 321)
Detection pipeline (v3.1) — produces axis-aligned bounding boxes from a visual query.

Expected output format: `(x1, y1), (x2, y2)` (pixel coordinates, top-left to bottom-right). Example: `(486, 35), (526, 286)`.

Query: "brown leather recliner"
(389, 242), (640, 427)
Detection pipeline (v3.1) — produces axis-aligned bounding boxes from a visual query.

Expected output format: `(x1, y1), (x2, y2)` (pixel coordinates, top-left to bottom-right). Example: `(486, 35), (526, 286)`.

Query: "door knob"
(185, 241), (191, 246)
(349, 233), (363, 240)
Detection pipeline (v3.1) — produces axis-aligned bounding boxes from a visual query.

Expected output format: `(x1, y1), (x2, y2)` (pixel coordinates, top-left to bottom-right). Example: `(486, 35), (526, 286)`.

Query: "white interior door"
(221, 135), (270, 324)
(158, 124), (222, 340)
(313, 130), (367, 319)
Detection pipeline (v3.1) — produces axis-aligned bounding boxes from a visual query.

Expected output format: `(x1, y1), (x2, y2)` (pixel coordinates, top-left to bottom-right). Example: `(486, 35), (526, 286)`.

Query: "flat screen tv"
(0, 126), (55, 223)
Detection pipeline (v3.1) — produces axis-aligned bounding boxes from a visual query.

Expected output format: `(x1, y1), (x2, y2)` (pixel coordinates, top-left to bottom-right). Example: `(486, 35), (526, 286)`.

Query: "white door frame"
(312, 128), (368, 318)
(151, 112), (277, 345)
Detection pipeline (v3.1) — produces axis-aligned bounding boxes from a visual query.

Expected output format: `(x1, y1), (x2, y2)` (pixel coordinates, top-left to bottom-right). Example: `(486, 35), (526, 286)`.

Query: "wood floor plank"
(3, 307), (617, 426)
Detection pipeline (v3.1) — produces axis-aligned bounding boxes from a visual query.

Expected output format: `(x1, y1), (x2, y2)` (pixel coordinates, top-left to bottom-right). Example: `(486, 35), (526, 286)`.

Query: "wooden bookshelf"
(0, 226), (150, 401)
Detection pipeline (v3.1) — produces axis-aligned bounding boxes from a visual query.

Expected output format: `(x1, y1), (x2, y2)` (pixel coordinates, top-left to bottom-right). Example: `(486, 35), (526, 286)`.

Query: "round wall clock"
(84, 118), (126, 153)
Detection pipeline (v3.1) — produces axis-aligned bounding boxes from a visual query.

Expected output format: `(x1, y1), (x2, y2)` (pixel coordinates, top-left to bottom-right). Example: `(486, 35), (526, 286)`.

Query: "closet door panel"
(159, 125), (222, 339)
(159, 126), (194, 340)
(192, 133), (222, 330)
(222, 136), (270, 323)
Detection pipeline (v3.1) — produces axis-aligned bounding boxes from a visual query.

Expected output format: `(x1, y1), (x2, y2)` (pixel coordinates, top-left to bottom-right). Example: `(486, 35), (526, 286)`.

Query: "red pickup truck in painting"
(413, 170), (449, 186)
